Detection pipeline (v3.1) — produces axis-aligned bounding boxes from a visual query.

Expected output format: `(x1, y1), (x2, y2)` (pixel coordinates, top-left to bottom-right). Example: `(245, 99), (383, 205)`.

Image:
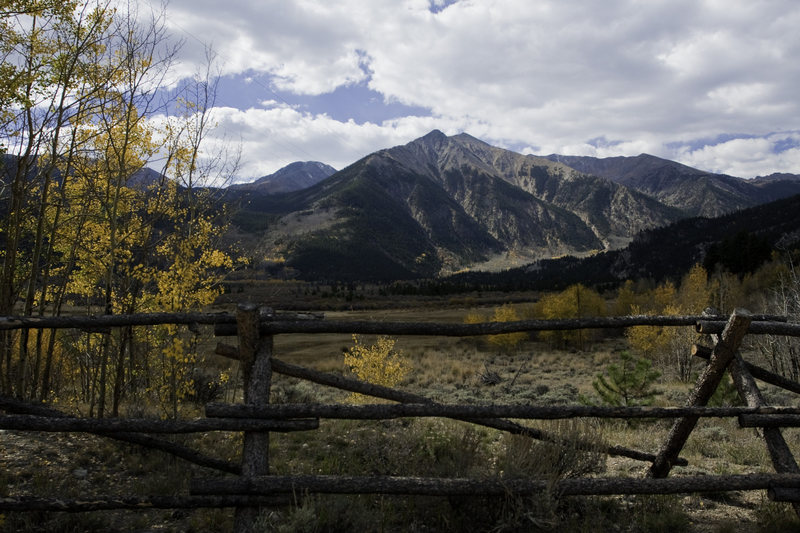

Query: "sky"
(150, 0), (800, 182)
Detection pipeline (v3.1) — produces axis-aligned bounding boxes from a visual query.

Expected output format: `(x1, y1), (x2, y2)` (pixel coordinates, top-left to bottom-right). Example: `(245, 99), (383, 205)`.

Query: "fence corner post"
(234, 304), (274, 532)
(649, 308), (752, 478)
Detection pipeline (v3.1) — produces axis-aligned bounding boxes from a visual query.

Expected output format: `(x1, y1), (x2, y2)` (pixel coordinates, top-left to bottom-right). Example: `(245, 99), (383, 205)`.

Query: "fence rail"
(204, 402), (800, 421)
(0, 311), (786, 334)
(190, 472), (800, 498)
(1, 306), (800, 531)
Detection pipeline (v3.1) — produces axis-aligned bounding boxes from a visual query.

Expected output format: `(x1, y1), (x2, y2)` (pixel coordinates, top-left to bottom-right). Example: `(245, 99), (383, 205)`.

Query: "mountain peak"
(414, 130), (490, 148)
(422, 129), (447, 140)
(234, 161), (336, 194)
(412, 129), (449, 150)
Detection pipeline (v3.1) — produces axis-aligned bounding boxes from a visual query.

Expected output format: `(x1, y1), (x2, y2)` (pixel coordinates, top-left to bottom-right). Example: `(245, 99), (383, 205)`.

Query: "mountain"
(444, 192), (800, 292)
(232, 161), (336, 194)
(544, 153), (800, 218)
(749, 172), (800, 203)
(2, 154), (165, 192)
(753, 172), (800, 183)
(232, 131), (683, 280)
(129, 166), (164, 188)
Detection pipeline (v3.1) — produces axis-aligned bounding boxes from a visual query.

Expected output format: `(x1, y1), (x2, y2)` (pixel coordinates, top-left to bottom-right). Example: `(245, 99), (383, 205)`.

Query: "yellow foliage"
(343, 335), (410, 403)
(0, 2), (247, 413)
(626, 305), (670, 359)
(614, 280), (639, 316)
(487, 304), (528, 352)
(624, 265), (711, 380)
(535, 284), (606, 349)
(42, 102), (237, 414)
(536, 284), (606, 319)
(652, 282), (676, 312)
(463, 311), (485, 325)
(678, 264), (710, 314)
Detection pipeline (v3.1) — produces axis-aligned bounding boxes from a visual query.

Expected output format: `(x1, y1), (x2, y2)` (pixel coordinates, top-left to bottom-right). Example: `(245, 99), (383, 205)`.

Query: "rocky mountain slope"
(232, 131), (684, 280)
(445, 191), (800, 292)
(544, 153), (800, 217)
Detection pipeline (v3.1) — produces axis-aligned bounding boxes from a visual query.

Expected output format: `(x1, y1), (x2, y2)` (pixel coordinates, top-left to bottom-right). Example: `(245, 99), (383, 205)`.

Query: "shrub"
(343, 335), (410, 403)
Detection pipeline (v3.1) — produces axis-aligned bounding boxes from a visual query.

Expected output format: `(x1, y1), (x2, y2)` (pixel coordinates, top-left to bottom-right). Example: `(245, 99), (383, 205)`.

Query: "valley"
(4, 123), (800, 532)
(2, 3), (800, 530)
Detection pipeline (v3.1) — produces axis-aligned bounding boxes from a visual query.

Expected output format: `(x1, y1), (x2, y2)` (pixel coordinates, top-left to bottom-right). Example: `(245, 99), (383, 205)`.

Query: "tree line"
(467, 257), (799, 383)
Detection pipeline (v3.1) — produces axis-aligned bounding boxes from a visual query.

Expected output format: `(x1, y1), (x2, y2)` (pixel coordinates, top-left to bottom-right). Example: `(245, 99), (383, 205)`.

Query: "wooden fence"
(1, 305), (800, 530)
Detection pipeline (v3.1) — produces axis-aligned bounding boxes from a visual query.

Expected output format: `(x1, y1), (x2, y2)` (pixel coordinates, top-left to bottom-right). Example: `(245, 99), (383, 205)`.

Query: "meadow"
(3, 290), (800, 532)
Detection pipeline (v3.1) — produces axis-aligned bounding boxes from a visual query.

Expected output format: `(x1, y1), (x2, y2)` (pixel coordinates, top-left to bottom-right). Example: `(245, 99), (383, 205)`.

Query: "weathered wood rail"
(1, 306), (800, 530)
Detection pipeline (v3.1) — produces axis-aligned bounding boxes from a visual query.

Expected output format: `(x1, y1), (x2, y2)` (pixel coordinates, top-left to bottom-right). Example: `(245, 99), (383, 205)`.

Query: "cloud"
(676, 132), (800, 178)
(155, 0), (800, 177)
(162, 0), (369, 94)
(198, 105), (452, 179)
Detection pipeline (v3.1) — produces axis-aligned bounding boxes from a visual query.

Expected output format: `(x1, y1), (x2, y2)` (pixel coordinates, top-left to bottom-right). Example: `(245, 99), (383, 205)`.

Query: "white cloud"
(153, 0), (800, 177)
(161, 0), (369, 94)
(198, 106), (453, 180)
(676, 133), (800, 178)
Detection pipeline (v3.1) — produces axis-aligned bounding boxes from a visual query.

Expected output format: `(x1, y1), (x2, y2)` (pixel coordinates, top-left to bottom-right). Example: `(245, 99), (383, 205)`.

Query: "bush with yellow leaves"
(343, 335), (410, 403)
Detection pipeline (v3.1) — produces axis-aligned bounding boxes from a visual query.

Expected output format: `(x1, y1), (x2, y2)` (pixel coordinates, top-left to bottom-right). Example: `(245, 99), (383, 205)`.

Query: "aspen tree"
(0, 0), (112, 396)
(1, 2), (240, 417)
(487, 304), (528, 352)
(625, 265), (711, 380)
(536, 284), (605, 350)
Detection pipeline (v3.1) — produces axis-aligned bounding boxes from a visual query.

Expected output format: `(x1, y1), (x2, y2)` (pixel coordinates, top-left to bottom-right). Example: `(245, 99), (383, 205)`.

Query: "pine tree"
(593, 352), (661, 407)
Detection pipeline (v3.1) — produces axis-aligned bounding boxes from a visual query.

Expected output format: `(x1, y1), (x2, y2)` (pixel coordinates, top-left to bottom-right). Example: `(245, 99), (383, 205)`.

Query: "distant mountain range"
(227, 131), (800, 281)
(543, 153), (799, 218)
(231, 161), (336, 194)
(445, 190), (800, 292)
(8, 135), (798, 283)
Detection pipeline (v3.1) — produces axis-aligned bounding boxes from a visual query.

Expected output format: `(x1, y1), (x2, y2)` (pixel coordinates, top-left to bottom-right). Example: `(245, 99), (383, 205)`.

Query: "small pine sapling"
(593, 351), (661, 407)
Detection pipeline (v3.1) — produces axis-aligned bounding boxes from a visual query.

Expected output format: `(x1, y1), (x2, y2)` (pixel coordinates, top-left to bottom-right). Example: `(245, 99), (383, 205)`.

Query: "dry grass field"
(2, 296), (800, 531)
(258, 303), (800, 531)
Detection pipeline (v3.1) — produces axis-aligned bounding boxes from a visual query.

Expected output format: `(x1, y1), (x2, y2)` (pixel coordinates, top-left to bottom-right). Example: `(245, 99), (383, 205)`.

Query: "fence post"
(649, 308), (752, 478)
(729, 352), (800, 515)
(234, 304), (273, 533)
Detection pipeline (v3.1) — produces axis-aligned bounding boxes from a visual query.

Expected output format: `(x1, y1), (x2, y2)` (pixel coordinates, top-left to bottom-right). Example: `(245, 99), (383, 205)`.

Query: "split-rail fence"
(1, 305), (800, 530)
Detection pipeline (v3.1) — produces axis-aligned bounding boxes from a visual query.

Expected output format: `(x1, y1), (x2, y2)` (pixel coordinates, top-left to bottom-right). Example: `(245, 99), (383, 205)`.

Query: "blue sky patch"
(429, 0), (460, 14)
(212, 73), (431, 124)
